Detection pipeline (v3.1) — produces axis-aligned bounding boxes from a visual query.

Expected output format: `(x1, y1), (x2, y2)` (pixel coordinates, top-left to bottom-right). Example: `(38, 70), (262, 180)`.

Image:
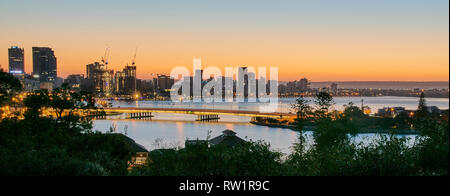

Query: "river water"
(93, 97), (448, 154)
(107, 96), (449, 114)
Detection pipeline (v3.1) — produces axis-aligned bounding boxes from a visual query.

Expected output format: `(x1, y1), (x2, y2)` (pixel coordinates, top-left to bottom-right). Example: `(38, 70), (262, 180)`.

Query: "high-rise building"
(8, 46), (25, 76)
(155, 75), (174, 93)
(86, 62), (114, 95)
(298, 78), (310, 92)
(115, 71), (126, 94)
(114, 65), (136, 95)
(139, 79), (154, 96)
(123, 65), (137, 95)
(32, 47), (57, 83)
(237, 67), (257, 99)
(285, 78), (310, 94)
(23, 74), (40, 92)
(236, 67), (248, 99)
(101, 70), (114, 96)
(65, 74), (85, 92)
(193, 69), (204, 100)
(86, 62), (103, 79)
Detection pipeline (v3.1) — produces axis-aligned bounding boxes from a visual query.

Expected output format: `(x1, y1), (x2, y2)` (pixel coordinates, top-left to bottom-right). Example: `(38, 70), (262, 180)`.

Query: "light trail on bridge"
(99, 107), (295, 119)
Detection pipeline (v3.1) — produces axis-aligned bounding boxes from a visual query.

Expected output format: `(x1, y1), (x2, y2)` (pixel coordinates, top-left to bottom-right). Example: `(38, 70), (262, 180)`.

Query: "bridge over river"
(99, 107), (295, 119)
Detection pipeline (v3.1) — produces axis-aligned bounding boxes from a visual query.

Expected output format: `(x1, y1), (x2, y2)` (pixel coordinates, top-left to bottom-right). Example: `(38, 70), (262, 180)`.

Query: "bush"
(131, 142), (285, 176)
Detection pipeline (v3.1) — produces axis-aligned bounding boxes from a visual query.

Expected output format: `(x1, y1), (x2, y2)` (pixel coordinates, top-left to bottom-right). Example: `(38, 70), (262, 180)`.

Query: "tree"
(291, 96), (312, 155)
(23, 85), (97, 133)
(1, 87), (134, 176)
(343, 102), (364, 118)
(48, 84), (97, 131)
(23, 90), (50, 119)
(414, 116), (449, 175)
(415, 92), (428, 119)
(343, 102), (368, 129)
(312, 92), (359, 152)
(49, 84), (96, 132)
(291, 96), (311, 131)
(313, 92), (334, 119)
(0, 70), (22, 105)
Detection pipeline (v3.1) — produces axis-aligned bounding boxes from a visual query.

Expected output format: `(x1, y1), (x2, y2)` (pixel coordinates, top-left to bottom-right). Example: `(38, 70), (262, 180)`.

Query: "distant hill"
(310, 81), (449, 90)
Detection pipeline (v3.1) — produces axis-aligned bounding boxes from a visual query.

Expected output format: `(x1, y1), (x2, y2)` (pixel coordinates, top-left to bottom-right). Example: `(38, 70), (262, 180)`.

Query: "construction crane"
(131, 47), (138, 66)
(130, 47), (138, 99)
(99, 47), (111, 97)
(101, 47), (111, 69)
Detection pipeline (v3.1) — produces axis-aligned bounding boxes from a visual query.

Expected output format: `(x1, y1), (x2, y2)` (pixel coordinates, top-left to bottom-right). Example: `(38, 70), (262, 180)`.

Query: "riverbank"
(250, 121), (420, 135)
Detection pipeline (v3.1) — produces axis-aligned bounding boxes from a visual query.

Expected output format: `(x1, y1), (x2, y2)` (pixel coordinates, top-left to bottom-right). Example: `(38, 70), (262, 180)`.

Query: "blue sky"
(0, 0), (448, 81)
(1, 0), (448, 32)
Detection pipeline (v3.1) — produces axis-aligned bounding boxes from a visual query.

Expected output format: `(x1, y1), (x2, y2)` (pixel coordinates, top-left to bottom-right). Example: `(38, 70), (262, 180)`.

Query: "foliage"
(290, 96), (311, 131)
(313, 91), (334, 118)
(0, 70), (22, 105)
(416, 92), (428, 119)
(131, 93), (448, 176)
(0, 86), (134, 176)
(131, 141), (285, 176)
(0, 80), (448, 176)
(414, 115), (449, 175)
(284, 93), (449, 176)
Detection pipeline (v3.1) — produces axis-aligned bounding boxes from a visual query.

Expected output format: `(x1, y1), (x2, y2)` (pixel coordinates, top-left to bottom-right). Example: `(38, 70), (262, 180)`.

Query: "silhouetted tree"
(343, 102), (365, 119)
(313, 92), (334, 119)
(416, 92), (428, 119)
(49, 84), (97, 131)
(291, 96), (312, 155)
(23, 90), (50, 119)
(291, 96), (311, 131)
(0, 70), (22, 105)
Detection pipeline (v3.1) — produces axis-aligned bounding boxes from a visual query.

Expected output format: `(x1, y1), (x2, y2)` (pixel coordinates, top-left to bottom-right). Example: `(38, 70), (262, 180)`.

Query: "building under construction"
(86, 62), (114, 96)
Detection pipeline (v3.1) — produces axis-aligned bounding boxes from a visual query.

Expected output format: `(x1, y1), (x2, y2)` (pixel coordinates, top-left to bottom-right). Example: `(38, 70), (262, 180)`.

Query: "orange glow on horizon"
(1, 30), (448, 82)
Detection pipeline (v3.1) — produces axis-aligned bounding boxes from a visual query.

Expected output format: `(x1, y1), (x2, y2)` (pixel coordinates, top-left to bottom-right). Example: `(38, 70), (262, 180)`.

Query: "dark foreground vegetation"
(1, 70), (448, 176)
(254, 92), (446, 134)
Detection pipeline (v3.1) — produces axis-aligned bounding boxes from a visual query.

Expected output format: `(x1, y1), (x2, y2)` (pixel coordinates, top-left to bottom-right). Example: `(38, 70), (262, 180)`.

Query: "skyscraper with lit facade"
(32, 47), (57, 83)
(8, 46), (25, 76)
(86, 62), (114, 96)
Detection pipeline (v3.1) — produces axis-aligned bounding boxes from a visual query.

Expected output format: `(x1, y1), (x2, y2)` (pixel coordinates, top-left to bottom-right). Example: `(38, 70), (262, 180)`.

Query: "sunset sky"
(0, 0), (448, 81)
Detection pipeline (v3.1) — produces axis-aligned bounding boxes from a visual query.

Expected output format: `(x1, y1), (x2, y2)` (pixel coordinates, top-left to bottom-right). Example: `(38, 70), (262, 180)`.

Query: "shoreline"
(98, 94), (450, 101)
(250, 121), (420, 135)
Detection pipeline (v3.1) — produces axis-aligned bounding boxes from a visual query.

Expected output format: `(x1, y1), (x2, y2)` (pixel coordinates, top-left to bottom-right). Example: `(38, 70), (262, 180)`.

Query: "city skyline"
(0, 0), (449, 82)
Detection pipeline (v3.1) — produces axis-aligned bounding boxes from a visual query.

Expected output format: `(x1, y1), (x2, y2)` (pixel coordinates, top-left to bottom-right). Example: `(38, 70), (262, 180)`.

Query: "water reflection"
(93, 117), (416, 155)
(93, 119), (299, 153)
(109, 97), (449, 114)
(92, 97), (434, 154)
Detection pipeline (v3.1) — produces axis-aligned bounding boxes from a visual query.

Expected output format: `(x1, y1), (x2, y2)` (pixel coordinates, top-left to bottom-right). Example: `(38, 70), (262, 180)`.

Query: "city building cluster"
(278, 80), (448, 99)
(8, 46), (58, 92)
(7, 47), (278, 100)
(6, 46), (176, 99)
(6, 46), (448, 100)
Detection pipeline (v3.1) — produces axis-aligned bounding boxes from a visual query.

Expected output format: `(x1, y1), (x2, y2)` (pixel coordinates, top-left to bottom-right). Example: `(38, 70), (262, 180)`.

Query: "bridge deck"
(101, 107), (295, 118)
